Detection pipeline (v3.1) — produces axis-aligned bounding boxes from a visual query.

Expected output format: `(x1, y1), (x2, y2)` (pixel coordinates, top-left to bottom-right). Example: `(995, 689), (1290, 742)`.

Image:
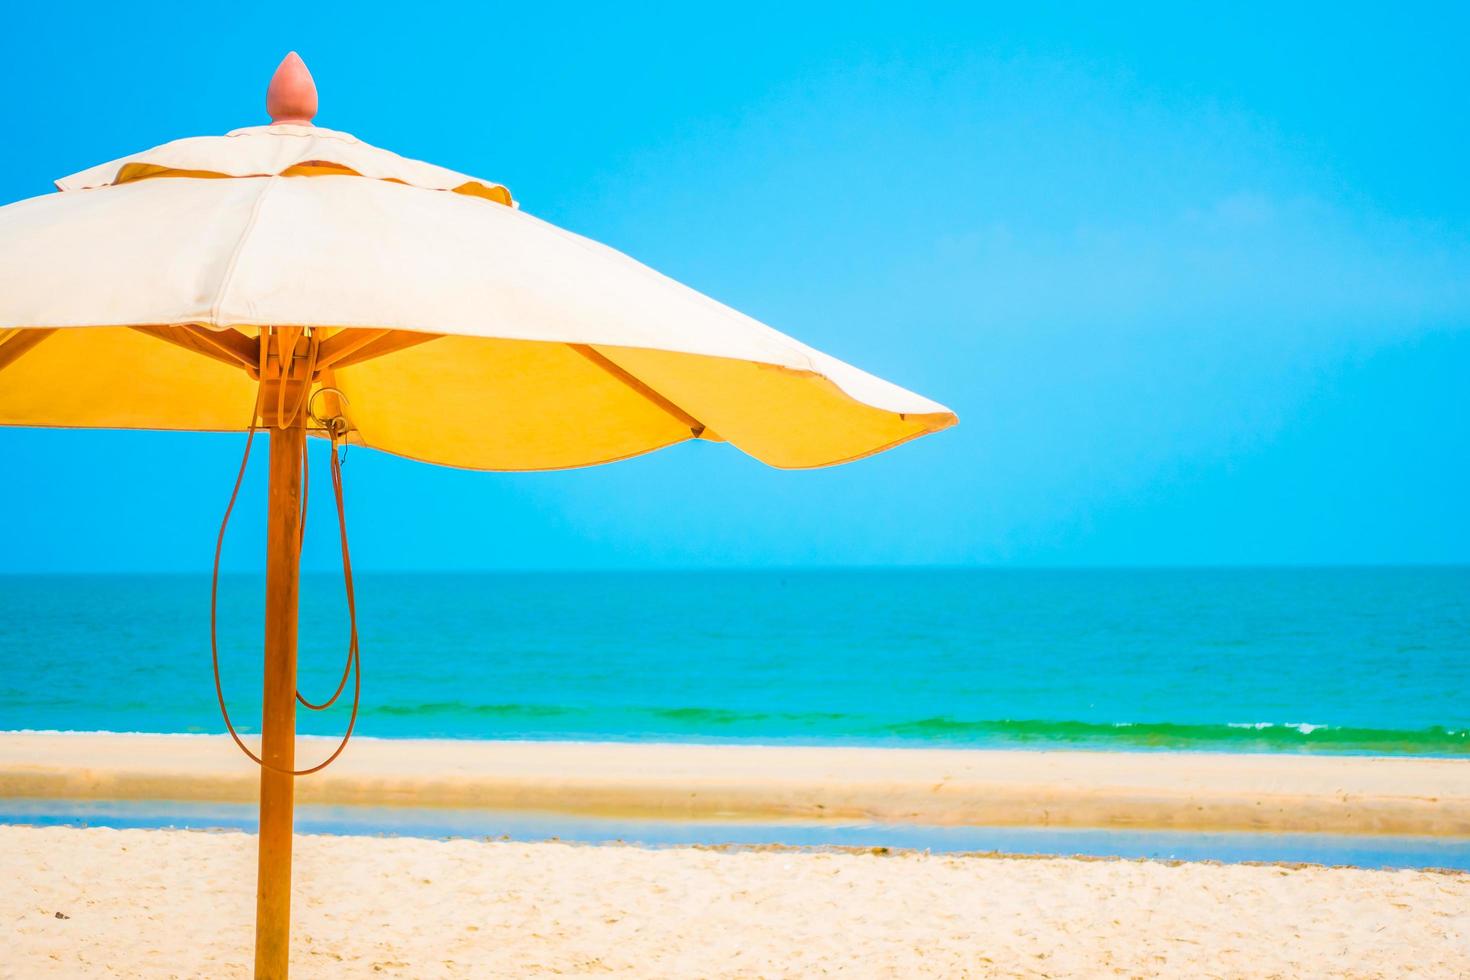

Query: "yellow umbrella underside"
(0, 325), (948, 470)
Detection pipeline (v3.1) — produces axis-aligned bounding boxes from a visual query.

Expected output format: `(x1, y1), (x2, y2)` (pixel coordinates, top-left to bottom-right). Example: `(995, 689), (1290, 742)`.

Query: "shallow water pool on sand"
(4, 798), (1467, 871)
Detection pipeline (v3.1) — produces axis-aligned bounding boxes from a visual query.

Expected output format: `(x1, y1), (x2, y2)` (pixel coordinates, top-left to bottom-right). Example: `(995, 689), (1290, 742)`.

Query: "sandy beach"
(8, 732), (1469, 975)
(3, 731), (1468, 835)
(3, 825), (1466, 978)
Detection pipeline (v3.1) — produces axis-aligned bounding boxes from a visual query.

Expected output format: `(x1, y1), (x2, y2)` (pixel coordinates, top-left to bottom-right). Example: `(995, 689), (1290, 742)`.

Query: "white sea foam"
(1225, 722), (1330, 734)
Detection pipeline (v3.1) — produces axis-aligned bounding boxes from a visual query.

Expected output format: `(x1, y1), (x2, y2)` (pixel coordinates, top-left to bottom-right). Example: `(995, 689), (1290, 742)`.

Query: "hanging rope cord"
(210, 376), (361, 776)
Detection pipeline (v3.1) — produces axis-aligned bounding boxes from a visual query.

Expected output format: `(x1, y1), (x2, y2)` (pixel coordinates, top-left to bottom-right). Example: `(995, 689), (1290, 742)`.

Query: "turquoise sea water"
(1, 567), (1466, 754)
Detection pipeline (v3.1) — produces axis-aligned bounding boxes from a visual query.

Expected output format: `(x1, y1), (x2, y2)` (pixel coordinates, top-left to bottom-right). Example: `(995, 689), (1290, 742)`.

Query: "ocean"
(1, 567), (1466, 755)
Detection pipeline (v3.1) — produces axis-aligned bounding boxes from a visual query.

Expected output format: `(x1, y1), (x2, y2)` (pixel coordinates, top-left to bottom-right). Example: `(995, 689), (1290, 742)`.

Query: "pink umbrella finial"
(267, 52), (317, 125)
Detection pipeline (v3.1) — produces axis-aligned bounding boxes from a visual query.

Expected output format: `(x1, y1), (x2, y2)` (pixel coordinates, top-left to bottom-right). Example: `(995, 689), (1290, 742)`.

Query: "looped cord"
(210, 384), (360, 776)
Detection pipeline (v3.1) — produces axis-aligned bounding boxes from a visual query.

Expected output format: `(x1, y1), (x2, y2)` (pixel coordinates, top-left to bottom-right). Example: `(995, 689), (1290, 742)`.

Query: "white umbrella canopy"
(0, 65), (954, 471)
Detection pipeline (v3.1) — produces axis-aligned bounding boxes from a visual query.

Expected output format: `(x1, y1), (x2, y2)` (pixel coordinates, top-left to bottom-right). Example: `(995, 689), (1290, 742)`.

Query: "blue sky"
(1, 2), (1466, 571)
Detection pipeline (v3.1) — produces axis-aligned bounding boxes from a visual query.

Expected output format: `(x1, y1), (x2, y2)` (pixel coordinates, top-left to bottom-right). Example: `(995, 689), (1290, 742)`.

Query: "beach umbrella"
(0, 54), (955, 977)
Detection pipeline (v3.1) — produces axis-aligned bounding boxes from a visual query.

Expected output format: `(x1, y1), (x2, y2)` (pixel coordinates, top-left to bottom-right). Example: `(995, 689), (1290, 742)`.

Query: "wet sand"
(2, 731), (1468, 835)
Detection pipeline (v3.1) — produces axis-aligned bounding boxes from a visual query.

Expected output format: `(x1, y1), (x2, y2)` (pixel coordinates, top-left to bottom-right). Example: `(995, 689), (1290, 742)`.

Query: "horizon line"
(2, 561), (1468, 577)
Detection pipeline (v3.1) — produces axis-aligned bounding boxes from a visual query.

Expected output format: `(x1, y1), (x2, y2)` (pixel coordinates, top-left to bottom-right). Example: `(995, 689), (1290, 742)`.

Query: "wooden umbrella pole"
(255, 334), (309, 979)
(256, 418), (304, 978)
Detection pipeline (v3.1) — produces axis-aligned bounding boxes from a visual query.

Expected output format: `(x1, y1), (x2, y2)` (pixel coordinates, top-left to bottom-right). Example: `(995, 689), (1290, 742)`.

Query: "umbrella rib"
(569, 343), (710, 438)
(315, 329), (394, 369)
(316, 329), (442, 370)
(129, 325), (260, 374)
(0, 328), (58, 374)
